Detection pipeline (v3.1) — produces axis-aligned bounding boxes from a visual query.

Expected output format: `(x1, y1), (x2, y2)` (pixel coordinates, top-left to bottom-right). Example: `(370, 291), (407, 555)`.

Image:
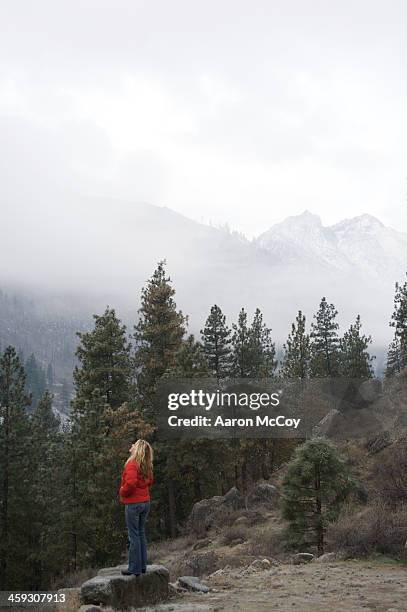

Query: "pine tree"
(0, 347), (31, 588)
(231, 308), (276, 378)
(68, 308), (134, 569)
(231, 308), (252, 377)
(281, 311), (310, 379)
(61, 379), (71, 414)
(134, 261), (186, 418)
(169, 335), (209, 378)
(249, 308), (277, 377)
(46, 363), (54, 387)
(282, 438), (354, 555)
(68, 389), (110, 567)
(73, 307), (133, 412)
(201, 305), (231, 379)
(310, 298), (340, 377)
(25, 353), (46, 412)
(385, 336), (401, 377)
(340, 315), (375, 378)
(134, 262), (186, 537)
(161, 334), (224, 534)
(29, 391), (61, 587)
(390, 276), (407, 369)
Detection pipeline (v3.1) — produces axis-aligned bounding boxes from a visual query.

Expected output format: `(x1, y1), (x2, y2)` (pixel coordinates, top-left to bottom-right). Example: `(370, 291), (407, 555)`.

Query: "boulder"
(314, 552), (344, 563)
(178, 576), (210, 593)
(80, 563), (169, 609)
(249, 558), (272, 571)
(180, 551), (219, 577)
(233, 515), (249, 526)
(188, 487), (245, 536)
(247, 483), (279, 508)
(223, 486), (245, 509)
(291, 553), (314, 565)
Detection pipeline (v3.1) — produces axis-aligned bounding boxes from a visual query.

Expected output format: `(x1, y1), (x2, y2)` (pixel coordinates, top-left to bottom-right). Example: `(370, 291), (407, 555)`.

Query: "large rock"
(178, 576), (210, 593)
(291, 553), (314, 565)
(188, 487), (245, 536)
(178, 551), (219, 577)
(80, 564), (169, 609)
(314, 551), (345, 563)
(247, 483), (279, 508)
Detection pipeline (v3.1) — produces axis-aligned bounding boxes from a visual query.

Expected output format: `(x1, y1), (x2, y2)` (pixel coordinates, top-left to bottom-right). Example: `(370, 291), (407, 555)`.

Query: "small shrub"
(248, 525), (285, 558)
(171, 550), (219, 578)
(148, 536), (190, 562)
(327, 501), (407, 558)
(221, 525), (248, 545)
(374, 438), (407, 503)
(51, 567), (97, 589)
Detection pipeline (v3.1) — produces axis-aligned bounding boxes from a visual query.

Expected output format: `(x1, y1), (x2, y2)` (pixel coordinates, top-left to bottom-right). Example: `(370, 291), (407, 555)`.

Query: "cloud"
(1, 0), (407, 237)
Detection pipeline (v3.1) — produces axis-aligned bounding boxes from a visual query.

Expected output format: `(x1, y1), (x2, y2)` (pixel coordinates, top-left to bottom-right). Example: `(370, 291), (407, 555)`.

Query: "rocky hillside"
(60, 472), (407, 611)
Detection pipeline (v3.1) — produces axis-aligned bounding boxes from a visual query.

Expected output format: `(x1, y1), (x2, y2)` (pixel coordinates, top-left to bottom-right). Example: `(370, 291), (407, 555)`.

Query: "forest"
(0, 260), (406, 590)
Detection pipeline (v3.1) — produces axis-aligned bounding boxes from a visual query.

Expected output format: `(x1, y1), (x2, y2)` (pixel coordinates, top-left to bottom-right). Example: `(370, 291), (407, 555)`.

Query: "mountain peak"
(332, 213), (384, 232)
(284, 210), (322, 227)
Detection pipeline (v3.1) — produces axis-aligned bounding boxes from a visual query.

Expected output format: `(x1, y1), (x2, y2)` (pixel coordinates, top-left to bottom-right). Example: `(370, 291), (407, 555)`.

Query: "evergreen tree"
(390, 276), (407, 369)
(29, 391), (61, 587)
(201, 305), (231, 379)
(46, 363), (54, 387)
(281, 311), (311, 379)
(61, 379), (71, 414)
(340, 315), (375, 378)
(134, 262), (186, 537)
(0, 347), (31, 588)
(231, 308), (276, 378)
(249, 308), (277, 377)
(169, 335), (209, 378)
(25, 353), (46, 412)
(385, 336), (401, 377)
(70, 388), (126, 567)
(231, 308), (252, 377)
(282, 438), (354, 555)
(310, 298), (341, 377)
(68, 308), (134, 569)
(73, 307), (133, 412)
(134, 261), (186, 418)
(161, 334), (224, 534)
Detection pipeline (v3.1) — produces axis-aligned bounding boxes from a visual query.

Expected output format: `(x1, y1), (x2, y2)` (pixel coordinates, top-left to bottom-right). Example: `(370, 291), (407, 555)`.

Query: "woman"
(119, 439), (154, 576)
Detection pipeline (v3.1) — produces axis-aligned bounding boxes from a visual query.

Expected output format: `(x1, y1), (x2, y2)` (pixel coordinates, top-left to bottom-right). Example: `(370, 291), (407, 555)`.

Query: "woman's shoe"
(121, 569), (141, 576)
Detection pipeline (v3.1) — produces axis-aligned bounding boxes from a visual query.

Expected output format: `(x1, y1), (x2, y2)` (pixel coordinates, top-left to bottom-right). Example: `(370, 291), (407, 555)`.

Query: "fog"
(1, 0), (407, 353)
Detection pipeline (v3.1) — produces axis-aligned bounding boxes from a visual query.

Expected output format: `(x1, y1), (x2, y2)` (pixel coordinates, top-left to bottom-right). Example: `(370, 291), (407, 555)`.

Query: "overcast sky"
(1, 0), (407, 237)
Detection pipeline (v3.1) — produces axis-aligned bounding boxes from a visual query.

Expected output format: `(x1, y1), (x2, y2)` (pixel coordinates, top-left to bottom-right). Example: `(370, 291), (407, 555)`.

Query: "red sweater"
(119, 459), (154, 504)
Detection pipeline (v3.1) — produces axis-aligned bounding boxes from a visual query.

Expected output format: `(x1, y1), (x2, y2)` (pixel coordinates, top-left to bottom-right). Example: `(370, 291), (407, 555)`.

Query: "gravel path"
(145, 560), (407, 612)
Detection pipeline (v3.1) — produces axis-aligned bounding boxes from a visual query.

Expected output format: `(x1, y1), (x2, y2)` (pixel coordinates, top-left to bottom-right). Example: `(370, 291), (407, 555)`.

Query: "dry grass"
(148, 535), (190, 563)
(51, 567), (97, 590)
(327, 500), (407, 558)
(221, 525), (249, 545)
(248, 525), (285, 559)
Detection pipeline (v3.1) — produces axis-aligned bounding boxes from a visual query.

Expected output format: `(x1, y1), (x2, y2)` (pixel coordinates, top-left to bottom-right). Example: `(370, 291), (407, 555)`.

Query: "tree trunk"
(0, 403), (10, 589)
(315, 464), (324, 555)
(241, 461), (248, 494)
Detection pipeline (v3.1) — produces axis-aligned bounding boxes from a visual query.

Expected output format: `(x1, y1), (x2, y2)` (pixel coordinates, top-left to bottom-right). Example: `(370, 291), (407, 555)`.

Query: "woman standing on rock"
(119, 439), (154, 576)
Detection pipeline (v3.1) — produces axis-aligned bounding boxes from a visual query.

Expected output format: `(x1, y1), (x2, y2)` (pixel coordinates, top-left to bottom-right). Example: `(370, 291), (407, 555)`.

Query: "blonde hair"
(127, 439), (153, 479)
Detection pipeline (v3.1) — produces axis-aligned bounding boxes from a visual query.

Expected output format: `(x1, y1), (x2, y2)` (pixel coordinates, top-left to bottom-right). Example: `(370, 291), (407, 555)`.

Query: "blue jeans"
(125, 502), (150, 574)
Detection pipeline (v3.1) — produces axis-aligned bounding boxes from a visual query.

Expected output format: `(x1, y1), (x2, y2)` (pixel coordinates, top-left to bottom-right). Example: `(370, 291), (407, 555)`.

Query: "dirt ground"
(143, 559), (407, 612)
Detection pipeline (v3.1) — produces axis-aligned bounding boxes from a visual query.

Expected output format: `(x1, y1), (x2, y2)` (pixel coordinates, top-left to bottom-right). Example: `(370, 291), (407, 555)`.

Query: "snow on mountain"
(331, 214), (407, 278)
(2, 199), (405, 358)
(256, 211), (407, 279)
